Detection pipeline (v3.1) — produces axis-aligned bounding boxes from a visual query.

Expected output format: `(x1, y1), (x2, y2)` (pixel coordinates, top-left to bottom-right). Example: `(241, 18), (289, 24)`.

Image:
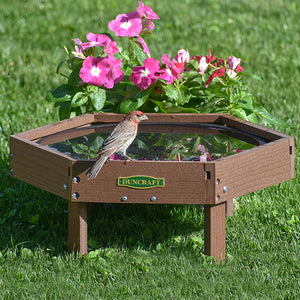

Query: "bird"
(86, 110), (148, 179)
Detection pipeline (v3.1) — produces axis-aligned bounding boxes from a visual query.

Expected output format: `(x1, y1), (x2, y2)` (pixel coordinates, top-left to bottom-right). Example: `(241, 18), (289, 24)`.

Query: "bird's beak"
(141, 114), (148, 120)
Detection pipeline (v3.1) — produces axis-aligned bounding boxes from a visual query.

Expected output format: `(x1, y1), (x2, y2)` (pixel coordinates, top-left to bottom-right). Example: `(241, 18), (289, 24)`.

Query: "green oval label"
(117, 175), (165, 189)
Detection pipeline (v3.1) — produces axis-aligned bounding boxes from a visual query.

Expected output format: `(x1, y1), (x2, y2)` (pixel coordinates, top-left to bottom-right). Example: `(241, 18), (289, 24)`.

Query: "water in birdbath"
(40, 123), (265, 162)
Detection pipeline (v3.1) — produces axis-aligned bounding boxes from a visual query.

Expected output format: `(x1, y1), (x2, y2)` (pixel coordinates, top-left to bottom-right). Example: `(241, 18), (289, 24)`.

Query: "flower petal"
(205, 67), (225, 87)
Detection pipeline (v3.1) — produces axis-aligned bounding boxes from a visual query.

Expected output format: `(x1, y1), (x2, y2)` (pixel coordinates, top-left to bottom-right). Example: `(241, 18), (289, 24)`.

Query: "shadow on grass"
(87, 202), (204, 250)
(1, 172), (204, 256)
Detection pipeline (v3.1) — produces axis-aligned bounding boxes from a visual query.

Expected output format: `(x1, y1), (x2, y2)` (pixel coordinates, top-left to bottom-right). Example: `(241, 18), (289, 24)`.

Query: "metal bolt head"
(223, 186), (228, 193)
(10, 169), (13, 175)
(73, 177), (80, 183)
(150, 196), (156, 202)
(121, 196), (127, 201)
(10, 153), (13, 160)
(63, 184), (68, 191)
(72, 192), (79, 199)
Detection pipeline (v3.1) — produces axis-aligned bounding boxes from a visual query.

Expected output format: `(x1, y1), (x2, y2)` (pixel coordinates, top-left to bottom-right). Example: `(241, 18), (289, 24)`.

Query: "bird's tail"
(86, 156), (108, 180)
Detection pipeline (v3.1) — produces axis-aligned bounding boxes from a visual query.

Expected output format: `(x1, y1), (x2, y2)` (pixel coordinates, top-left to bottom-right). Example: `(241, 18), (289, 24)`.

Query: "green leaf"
(232, 107), (257, 123)
(232, 107), (249, 121)
(68, 63), (82, 85)
(120, 90), (149, 113)
(46, 84), (73, 103)
(181, 70), (200, 81)
(71, 143), (89, 154)
(237, 94), (253, 110)
(151, 100), (198, 113)
(88, 87), (106, 111)
(129, 39), (148, 65)
(245, 112), (258, 123)
(71, 92), (88, 107)
(89, 135), (104, 153)
(239, 72), (264, 82)
(161, 84), (191, 105)
(186, 59), (199, 71)
(252, 105), (290, 128)
(58, 101), (71, 120)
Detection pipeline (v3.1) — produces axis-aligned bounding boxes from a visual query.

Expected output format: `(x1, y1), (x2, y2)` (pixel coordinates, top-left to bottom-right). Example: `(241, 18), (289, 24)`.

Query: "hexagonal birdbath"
(10, 113), (295, 261)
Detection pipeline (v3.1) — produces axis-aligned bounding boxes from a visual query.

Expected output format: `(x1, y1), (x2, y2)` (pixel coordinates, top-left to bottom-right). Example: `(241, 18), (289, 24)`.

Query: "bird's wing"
(98, 123), (137, 154)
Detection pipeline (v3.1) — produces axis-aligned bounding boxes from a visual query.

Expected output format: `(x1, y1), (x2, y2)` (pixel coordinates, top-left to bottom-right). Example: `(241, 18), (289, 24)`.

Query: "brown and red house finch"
(86, 110), (148, 179)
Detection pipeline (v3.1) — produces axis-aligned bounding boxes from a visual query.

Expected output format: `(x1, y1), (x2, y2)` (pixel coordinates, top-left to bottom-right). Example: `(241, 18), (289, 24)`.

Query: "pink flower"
(103, 40), (119, 55)
(192, 50), (217, 75)
(172, 49), (190, 72)
(140, 19), (155, 34)
(228, 56), (241, 70)
(77, 33), (110, 50)
(130, 57), (160, 90)
(99, 55), (124, 88)
(79, 56), (124, 88)
(159, 53), (183, 83)
(173, 49), (190, 64)
(137, 35), (151, 57)
(71, 40), (85, 59)
(159, 68), (177, 84)
(199, 151), (212, 162)
(226, 56), (243, 78)
(73, 33), (119, 56)
(197, 144), (206, 153)
(137, 1), (159, 20)
(108, 11), (142, 37)
(232, 148), (243, 153)
(109, 153), (125, 160)
(198, 56), (209, 74)
(80, 56), (109, 87)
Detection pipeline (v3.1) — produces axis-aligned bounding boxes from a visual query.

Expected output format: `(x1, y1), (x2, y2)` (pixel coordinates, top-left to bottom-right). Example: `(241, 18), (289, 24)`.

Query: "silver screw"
(63, 184), (68, 191)
(121, 196), (127, 201)
(10, 153), (13, 159)
(10, 169), (13, 175)
(150, 196), (157, 202)
(73, 177), (80, 183)
(72, 192), (79, 199)
(223, 186), (228, 193)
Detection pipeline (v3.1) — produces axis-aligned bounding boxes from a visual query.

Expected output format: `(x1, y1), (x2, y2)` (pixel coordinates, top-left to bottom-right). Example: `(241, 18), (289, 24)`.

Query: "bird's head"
(126, 110), (148, 125)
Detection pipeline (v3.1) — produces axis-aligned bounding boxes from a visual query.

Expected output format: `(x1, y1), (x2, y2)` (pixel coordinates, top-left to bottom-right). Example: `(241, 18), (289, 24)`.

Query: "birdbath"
(10, 113), (295, 261)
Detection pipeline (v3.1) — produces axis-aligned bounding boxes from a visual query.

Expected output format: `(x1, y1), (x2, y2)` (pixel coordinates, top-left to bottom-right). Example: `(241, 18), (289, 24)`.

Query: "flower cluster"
(47, 1), (285, 128)
(71, 1), (159, 90)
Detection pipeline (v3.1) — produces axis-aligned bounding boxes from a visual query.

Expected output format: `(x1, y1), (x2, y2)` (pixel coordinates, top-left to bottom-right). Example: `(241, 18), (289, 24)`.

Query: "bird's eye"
(136, 114), (141, 117)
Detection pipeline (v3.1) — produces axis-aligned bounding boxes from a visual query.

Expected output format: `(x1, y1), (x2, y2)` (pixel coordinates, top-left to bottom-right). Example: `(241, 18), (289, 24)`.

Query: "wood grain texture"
(10, 113), (294, 205)
(219, 114), (290, 141)
(93, 112), (226, 124)
(71, 160), (208, 204)
(68, 201), (88, 256)
(17, 114), (95, 141)
(204, 202), (226, 262)
(226, 199), (234, 216)
(211, 138), (294, 202)
(10, 135), (73, 198)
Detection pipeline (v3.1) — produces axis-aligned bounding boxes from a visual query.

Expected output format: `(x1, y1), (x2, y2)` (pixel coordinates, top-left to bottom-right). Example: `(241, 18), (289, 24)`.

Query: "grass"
(0, 0), (299, 298)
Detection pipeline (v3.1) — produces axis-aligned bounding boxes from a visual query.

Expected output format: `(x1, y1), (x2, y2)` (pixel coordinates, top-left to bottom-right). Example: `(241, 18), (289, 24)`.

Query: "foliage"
(0, 0), (299, 299)
(46, 2), (287, 128)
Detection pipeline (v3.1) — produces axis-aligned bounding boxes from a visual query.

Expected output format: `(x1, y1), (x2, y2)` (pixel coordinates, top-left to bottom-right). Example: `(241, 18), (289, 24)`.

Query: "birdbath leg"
(204, 202), (226, 262)
(226, 198), (234, 216)
(68, 201), (88, 256)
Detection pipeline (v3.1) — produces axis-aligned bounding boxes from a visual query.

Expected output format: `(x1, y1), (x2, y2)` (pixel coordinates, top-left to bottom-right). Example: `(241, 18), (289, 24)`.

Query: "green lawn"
(0, 0), (299, 299)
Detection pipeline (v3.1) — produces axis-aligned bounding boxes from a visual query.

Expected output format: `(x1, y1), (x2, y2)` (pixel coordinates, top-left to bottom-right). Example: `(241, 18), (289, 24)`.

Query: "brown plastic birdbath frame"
(10, 113), (295, 261)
